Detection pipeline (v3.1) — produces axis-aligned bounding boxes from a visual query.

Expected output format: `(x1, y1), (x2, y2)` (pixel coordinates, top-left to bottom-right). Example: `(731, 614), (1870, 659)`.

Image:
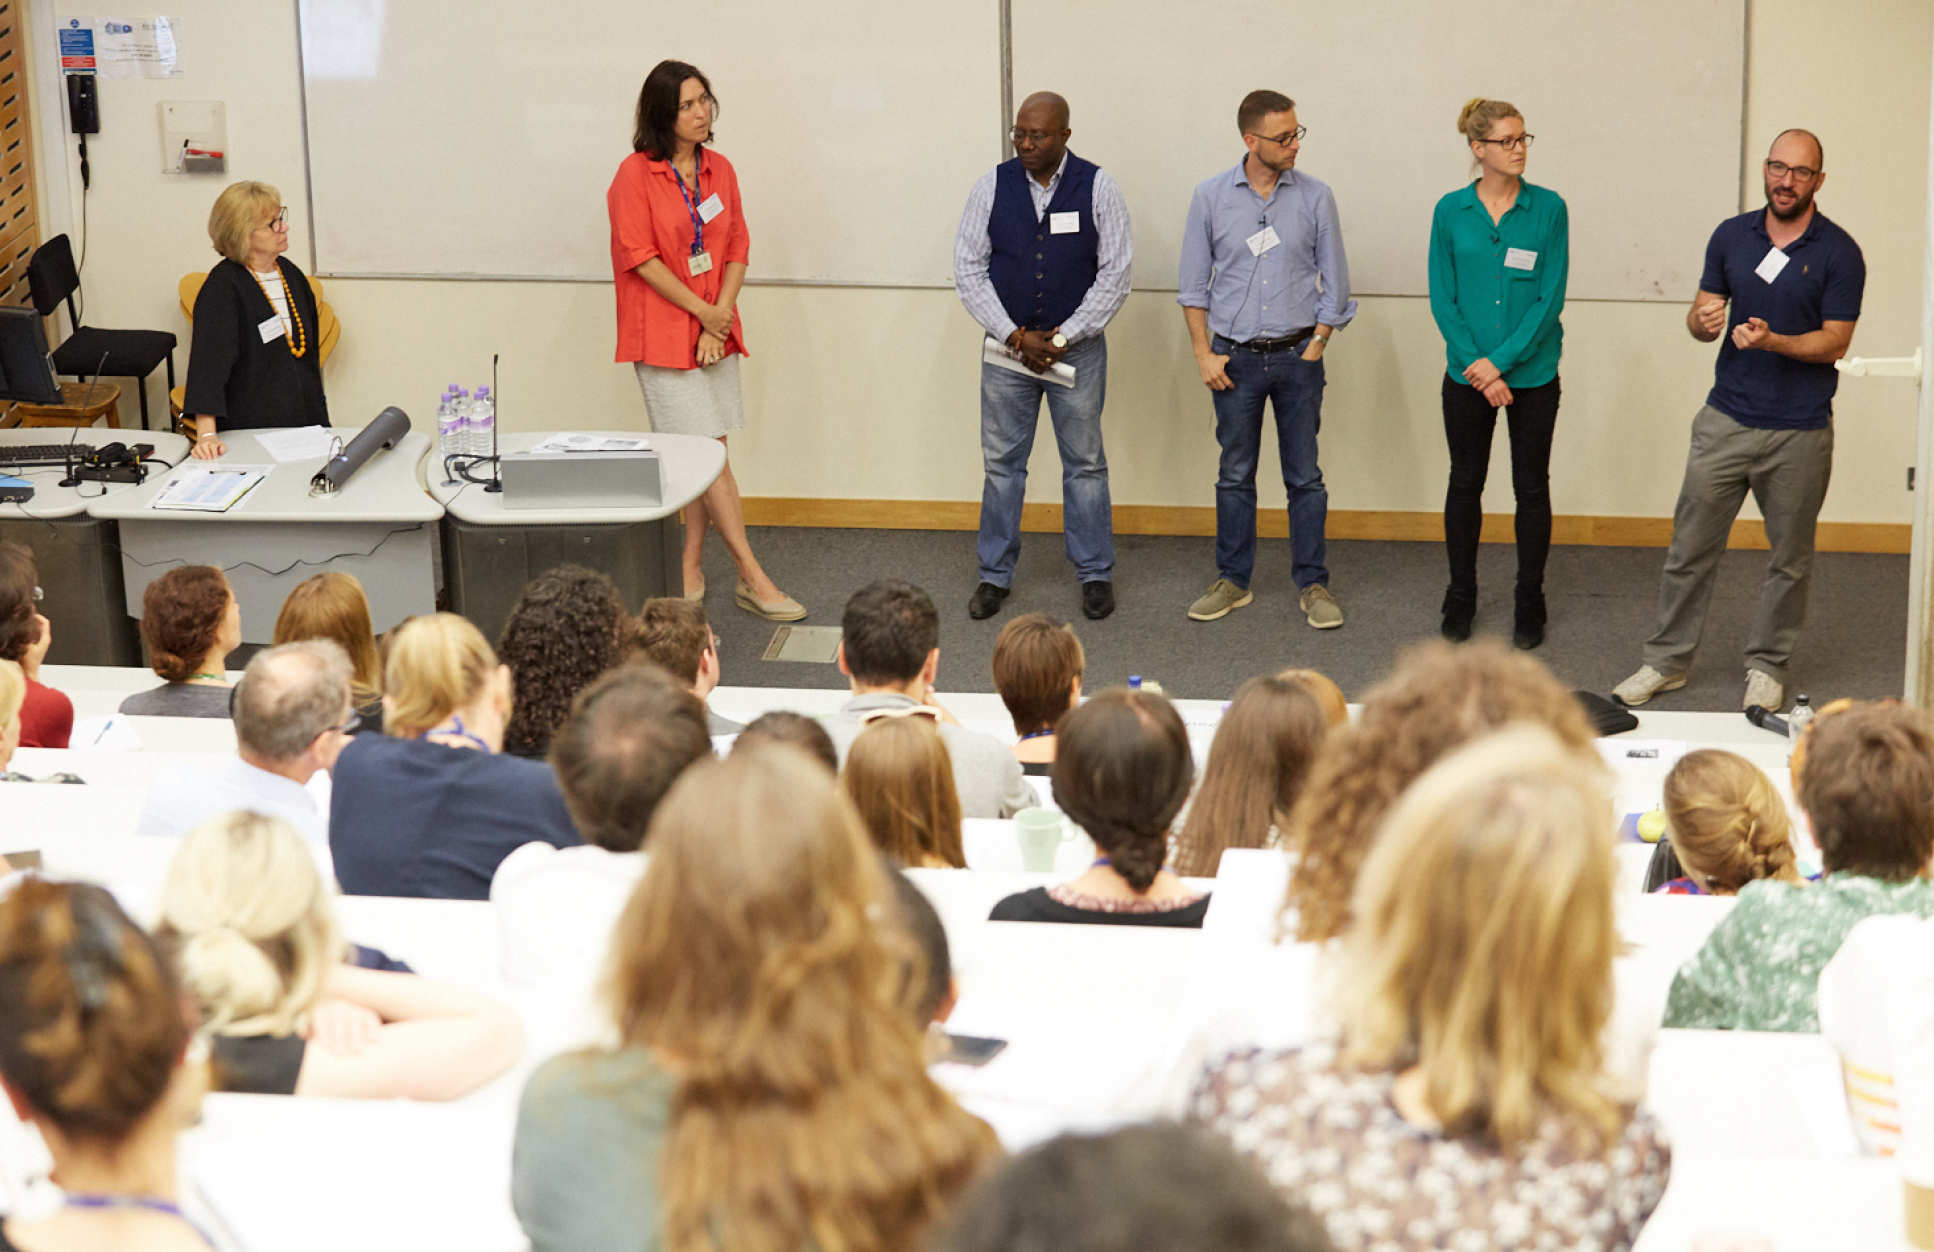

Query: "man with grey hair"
(135, 639), (356, 846)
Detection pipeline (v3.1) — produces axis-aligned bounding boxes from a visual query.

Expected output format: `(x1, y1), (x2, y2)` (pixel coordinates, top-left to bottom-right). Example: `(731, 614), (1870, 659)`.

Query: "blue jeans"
(1210, 334), (1328, 589)
(977, 334), (1115, 585)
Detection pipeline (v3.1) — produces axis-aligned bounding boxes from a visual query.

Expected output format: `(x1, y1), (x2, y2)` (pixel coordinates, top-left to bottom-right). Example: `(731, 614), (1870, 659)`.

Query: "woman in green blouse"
(1428, 98), (1569, 649)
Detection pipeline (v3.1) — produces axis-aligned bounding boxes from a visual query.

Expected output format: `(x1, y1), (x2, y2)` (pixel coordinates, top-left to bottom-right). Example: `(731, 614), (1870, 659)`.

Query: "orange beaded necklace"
(251, 266), (308, 359)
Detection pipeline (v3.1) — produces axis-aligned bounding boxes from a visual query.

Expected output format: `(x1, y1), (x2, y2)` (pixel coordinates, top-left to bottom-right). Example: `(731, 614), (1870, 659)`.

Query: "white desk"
(427, 430), (724, 642)
(0, 429), (192, 665)
(86, 426), (441, 642)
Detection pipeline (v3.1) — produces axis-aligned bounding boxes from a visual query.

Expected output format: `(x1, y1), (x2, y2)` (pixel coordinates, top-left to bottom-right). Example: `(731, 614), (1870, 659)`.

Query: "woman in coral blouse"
(607, 60), (803, 622)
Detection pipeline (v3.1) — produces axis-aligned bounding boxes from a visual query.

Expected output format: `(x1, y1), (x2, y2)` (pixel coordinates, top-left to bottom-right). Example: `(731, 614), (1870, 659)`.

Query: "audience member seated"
(0, 659), (80, 784)
(1172, 674), (1328, 878)
(990, 612), (1083, 774)
(135, 640), (354, 845)
(938, 1122), (1336, 1252)
(1819, 910), (1934, 1156)
(1278, 665), (1349, 728)
(0, 541), (71, 748)
(512, 745), (999, 1252)
(491, 663), (713, 988)
(498, 565), (635, 758)
(730, 709), (838, 773)
(1650, 748), (1802, 895)
(824, 579), (1031, 818)
(156, 811), (522, 1099)
(990, 688), (1209, 927)
(1191, 727), (1671, 1252)
(888, 868), (960, 1046)
(273, 571), (385, 732)
(330, 613), (579, 899)
(1665, 700), (1934, 1032)
(633, 596), (741, 734)
(1284, 639), (1595, 942)
(843, 716), (968, 868)
(118, 565), (242, 718)
(0, 880), (213, 1252)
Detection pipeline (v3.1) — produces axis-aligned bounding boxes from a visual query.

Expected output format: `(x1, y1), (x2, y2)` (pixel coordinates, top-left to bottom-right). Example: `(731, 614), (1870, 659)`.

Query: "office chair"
(167, 271), (341, 430)
(27, 233), (176, 430)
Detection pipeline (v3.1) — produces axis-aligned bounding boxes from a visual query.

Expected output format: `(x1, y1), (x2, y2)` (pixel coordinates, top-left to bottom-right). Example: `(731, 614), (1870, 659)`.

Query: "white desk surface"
(428, 430), (725, 526)
(86, 427), (442, 524)
(1634, 1155), (1911, 1251)
(0, 428), (192, 521)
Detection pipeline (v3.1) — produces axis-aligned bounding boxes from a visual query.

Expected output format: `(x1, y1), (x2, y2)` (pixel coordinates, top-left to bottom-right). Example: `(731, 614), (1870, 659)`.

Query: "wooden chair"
(168, 272), (342, 431)
(2, 379), (123, 429)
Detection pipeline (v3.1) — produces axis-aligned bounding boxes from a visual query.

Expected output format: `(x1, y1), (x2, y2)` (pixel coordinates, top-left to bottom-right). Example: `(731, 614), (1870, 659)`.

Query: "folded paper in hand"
(982, 337), (1076, 388)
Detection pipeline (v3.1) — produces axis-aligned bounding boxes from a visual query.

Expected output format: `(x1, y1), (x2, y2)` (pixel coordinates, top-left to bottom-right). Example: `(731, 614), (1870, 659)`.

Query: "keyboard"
(0, 443), (97, 467)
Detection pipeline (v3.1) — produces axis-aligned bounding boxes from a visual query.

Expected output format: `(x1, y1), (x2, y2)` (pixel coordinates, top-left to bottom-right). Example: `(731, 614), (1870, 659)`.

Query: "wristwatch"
(1050, 331), (1068, 350)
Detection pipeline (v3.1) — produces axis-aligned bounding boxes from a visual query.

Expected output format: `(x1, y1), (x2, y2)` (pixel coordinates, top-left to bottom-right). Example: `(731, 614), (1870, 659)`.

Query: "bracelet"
(1312, 333), (1330, 345)
(197, 432), (218, 440)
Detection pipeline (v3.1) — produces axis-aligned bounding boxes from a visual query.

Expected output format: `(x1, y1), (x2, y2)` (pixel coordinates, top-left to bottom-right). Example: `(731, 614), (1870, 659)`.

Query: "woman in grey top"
(119, 565), (241, 718)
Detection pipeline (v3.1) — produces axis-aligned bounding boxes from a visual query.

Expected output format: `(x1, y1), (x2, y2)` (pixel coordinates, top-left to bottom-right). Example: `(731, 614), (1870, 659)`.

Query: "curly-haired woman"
(119, 565), (242, 718)
(498, 565), (634, 758)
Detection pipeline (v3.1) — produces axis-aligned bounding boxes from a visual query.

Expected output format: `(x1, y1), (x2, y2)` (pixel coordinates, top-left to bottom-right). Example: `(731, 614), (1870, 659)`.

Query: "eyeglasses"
(1765, 159), (1819, 183)
(1010, 127), (1062, 145)
(259, 207), (288, 231)
(708, 632), (721, 651)
(677, 93), (716, 115)
(1477, 134), (1535, 151)
(325, 708), (360, 737)
(1246, 126), (1307, 147)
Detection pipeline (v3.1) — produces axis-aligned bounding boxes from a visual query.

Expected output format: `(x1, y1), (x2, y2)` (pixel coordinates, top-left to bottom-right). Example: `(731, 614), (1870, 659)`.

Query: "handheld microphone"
(310, 407), (410, 494)
(1744, 705), (1791, 737)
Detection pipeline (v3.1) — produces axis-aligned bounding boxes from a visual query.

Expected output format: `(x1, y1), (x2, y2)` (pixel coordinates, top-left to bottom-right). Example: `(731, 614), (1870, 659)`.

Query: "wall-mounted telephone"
(65, 74), (98, 134)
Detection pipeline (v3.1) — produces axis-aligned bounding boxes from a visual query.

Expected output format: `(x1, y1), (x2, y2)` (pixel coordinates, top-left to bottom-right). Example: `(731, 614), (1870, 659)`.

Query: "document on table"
(528, 432), (653, 453)
(982, 337), (1076, 388)
(150, 465), (269, 512)
(251, 425), (338, 462)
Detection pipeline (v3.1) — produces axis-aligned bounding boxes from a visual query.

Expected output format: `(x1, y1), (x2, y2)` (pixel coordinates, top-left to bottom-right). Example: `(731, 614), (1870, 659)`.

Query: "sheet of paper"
(149, 465), (267, 512)
(981, 337), (1076, 388)
(250, 425), (337, 462)
(527, 433), (653, 454)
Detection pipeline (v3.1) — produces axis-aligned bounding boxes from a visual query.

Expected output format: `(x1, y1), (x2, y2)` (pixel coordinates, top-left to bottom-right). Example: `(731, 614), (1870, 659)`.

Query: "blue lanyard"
(63, 1193), (218, 1249)
(424, 713), (492, 753)
(1018, 728), (1056, 742)
(671, 156), (706, 257)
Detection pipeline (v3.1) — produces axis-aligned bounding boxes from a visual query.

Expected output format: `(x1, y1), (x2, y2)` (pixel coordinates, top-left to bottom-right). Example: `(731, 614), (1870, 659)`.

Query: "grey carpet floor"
(700, 527), (1908, 711)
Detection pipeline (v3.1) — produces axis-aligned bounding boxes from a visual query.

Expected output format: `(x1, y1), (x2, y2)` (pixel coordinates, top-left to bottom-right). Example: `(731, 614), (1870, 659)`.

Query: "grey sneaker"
(1187, 578), (1254, 622)
(1611, 664), (1687, 707)
(1299, 584), (1343, 630)
(1743, 668), (1784, 714)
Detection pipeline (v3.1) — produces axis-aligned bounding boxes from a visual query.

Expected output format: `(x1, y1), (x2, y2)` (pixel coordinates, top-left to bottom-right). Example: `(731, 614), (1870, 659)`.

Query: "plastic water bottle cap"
(475, 387), (490, 397)
(1128, 675), (1143, 689)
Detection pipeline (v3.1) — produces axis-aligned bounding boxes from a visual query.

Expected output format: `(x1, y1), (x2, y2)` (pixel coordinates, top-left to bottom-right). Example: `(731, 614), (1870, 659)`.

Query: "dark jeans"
(1442, 374), (1560, 609)
(1210, 334), (1328, 589)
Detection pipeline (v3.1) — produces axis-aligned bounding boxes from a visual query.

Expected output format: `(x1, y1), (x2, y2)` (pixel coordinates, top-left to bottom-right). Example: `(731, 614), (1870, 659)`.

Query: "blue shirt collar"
(1749, 205), (1826, 249)
(1228, 155), (1296, 195)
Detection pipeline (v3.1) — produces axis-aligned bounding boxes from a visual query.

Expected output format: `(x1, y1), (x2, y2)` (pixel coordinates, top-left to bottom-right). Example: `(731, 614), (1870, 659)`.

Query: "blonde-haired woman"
(273, 571), (384, 731)
(1191, 727), (1671, 1251)
(328, 612), (579, 899)
(843, 715), (968, 868)
(156, 811), (521, 1099)
(513, 745), (999, 1252)
(1653, 749), (1802, 895)
(1429, 98), (1568, 647)
(183, 179), (328, 460)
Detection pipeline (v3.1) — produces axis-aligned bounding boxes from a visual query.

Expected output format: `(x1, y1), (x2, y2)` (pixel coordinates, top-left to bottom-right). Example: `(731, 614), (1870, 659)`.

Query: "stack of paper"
(150, 466), (268, 512)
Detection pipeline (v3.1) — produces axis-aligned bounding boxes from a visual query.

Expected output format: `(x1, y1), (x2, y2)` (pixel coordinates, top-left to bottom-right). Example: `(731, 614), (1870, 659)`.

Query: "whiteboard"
(296, 0), (1003, 284)
(1011, 0), (1745, 301)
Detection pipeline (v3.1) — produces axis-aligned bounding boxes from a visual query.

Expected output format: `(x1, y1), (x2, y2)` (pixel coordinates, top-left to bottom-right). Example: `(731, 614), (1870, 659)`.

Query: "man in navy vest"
(954, 91), (1132, 622)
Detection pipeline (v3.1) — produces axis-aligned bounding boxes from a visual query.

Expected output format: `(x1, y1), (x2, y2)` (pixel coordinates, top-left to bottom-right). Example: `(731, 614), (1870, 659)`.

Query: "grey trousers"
(1642, 404), (1833, 683)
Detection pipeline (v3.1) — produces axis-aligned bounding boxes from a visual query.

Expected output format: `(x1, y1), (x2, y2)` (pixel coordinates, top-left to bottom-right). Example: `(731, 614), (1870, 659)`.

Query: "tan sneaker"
(1299, 584), (1343, 630)
(1611, 665), (1686, 707)
(1187, 578), (1254, 622)
(1743, 668), (1784, 714)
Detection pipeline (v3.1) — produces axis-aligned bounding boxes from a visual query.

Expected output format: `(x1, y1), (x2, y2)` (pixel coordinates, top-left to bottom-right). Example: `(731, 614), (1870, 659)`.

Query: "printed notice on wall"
(55, 17), (96, 70)
(95, 17), (182, 78)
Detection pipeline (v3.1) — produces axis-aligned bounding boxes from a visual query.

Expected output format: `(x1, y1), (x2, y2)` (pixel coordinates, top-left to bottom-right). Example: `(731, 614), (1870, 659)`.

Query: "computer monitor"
(0, 306), (65, 405)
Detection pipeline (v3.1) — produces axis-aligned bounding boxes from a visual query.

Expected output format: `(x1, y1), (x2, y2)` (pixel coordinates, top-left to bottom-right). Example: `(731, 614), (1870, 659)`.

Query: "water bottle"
(469, 385), (495, 459)
(1787, 693), (1814, 740)
(1127, 674), (1165, 696)
(435, 388), (461, 470)
(450, 387), (472, 457)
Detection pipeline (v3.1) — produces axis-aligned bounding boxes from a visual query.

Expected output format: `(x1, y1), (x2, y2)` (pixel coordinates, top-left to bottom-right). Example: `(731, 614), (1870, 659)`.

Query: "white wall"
(27, 0), (1933, 529)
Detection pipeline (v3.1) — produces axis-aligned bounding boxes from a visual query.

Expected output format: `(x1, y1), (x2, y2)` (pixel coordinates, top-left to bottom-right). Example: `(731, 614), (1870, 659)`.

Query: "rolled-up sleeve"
(1312, 183), (1357, 328)
(953, 171), (1013, 342)
(607, 161), (660, 274)
(1058, 169), (1133, 342)
(1177, 184), (1214, 309)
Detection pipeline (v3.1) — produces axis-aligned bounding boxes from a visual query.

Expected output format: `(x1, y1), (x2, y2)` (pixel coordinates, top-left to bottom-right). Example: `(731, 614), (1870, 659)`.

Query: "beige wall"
(26, 1), (1932, 529)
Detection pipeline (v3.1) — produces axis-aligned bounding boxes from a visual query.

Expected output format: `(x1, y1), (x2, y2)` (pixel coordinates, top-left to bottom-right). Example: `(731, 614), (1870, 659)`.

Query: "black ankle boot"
(1441, 591), (1475, 643)
(1513, 590), (1547, 651)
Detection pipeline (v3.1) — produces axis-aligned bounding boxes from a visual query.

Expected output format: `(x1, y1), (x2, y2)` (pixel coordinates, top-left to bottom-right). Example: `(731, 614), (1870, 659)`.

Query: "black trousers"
(1442, 374), (1561, 607)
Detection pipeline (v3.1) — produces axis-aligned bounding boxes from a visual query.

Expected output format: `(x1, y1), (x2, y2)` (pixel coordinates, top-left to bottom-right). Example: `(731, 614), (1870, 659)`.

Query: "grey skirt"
(633, 356), (744, 438)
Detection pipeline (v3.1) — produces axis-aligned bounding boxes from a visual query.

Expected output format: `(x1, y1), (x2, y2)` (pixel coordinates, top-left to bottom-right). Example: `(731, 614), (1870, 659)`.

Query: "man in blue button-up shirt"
(1178, 90), (1356, 629)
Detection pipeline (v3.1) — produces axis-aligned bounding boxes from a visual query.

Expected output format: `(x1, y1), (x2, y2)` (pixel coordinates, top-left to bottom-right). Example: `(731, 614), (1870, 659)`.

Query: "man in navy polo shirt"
(954, 91), (1132, 623)
(1615, 129), (1864, 713)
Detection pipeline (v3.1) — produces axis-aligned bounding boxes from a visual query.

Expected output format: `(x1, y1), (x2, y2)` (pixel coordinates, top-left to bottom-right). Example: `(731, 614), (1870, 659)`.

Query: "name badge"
(1504, 247), (1538, 271)
(688, 250), (714, 278)
(1756, 246), (1790, 284)
(1049, 211), (1080, 235)
(257, 315), (285, 344)
(1246, 225), (1281, 257)
(697, 193), (724, 224)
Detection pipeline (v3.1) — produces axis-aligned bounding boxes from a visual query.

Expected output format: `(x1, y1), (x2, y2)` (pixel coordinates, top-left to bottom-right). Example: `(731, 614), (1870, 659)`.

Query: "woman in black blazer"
(183, 180), (328, 459)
